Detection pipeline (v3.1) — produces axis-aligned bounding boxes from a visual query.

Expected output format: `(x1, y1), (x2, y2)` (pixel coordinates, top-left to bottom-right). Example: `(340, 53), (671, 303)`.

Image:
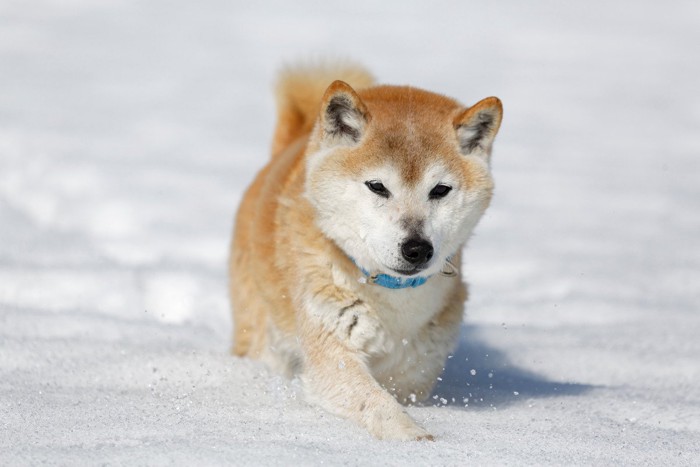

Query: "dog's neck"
(349, 258), (431, 289)
(348, 254), (460, 289)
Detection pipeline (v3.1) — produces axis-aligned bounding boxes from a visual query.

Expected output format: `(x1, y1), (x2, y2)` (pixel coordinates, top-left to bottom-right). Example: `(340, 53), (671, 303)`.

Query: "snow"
(1, 0), (699, 464)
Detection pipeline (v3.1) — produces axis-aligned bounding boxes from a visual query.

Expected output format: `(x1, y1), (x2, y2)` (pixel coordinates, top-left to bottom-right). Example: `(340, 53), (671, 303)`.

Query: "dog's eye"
(429, 184), (452, 199)
(365, 180), (390, 198)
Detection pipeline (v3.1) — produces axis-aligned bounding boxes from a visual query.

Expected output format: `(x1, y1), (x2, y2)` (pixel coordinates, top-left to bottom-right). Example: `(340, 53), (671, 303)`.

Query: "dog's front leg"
(302, 285), (388, 355)
(298, 309), (433, 441)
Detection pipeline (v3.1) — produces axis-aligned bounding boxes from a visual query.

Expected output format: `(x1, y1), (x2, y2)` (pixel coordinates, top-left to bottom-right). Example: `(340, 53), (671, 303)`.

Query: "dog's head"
(305, 81), (502, 278)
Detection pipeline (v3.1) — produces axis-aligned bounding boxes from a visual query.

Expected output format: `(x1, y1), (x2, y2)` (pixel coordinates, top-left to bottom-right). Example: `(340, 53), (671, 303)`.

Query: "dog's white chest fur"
(358, 276), (451, 340)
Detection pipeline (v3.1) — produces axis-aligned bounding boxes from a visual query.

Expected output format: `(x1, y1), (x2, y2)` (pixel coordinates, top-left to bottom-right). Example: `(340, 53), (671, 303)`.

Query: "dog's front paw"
(363, 405), (433, 441)
(336, 299), (387, 354)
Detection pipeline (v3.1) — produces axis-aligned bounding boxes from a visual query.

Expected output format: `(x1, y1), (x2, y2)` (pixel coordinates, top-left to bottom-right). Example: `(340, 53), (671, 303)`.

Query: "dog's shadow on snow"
(428, 325), (594, 409)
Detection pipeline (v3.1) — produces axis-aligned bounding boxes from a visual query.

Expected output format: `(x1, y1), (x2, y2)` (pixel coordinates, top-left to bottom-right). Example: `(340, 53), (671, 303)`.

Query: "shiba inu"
(229, 62), (502, 440)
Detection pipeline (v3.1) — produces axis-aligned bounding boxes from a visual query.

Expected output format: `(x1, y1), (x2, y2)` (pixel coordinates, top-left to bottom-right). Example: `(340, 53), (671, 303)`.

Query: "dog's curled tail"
(271, 60), (375, 157)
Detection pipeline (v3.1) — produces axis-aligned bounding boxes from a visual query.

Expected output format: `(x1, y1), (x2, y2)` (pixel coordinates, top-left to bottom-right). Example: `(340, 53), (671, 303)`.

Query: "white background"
(1, 1), (699, 464)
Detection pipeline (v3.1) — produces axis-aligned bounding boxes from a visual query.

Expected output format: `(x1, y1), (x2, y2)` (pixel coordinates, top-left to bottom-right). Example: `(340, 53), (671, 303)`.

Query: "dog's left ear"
(319, 80), (370, 146)
(454, 97), (503, 159)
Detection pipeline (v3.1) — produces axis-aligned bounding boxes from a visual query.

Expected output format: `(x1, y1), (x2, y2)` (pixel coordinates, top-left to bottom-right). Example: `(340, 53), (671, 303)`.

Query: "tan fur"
(271, 61), (375, 157)
(230, 62), (502, 439)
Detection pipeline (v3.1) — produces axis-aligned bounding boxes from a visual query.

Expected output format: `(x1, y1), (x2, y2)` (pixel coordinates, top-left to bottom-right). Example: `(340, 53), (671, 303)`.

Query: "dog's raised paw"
(336, 299), (386, 354)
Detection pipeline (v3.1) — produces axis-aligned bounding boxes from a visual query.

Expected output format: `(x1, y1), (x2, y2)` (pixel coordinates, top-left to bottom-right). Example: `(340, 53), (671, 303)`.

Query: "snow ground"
(1, 0), (699, 465)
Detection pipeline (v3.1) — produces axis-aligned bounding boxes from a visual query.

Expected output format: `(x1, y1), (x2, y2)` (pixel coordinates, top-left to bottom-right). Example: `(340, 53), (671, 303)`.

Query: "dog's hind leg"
(229, 264), (267, 357)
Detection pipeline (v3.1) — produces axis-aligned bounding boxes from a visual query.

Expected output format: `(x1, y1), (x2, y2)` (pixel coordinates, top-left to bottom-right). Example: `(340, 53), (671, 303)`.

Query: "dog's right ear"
(319, 80), (370, 146)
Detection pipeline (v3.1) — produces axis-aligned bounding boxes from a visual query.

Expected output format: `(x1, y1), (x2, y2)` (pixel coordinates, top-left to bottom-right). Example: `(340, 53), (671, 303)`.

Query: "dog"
(229, 62), (502, 440)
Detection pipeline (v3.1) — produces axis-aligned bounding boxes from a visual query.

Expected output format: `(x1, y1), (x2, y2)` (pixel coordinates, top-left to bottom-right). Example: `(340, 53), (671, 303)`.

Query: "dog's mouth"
(389, 266), (426, 277)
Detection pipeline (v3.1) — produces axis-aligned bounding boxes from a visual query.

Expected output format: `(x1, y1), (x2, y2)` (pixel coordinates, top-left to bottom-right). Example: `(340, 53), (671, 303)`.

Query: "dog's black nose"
(401, 238), (434, 266)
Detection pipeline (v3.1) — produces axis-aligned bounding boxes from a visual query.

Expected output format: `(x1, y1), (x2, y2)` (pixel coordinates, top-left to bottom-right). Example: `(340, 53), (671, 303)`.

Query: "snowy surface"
(2, 0), (700, 465)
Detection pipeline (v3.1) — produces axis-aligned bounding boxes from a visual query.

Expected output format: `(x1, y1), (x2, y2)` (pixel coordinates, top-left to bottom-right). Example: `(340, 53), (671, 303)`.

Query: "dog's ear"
(454, 97), (503, 159)
(319, 80), (370, 146)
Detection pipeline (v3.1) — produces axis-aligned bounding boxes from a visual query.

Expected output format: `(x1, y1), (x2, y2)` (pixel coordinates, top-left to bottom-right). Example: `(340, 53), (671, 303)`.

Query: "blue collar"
(351, 258), (431, 289)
